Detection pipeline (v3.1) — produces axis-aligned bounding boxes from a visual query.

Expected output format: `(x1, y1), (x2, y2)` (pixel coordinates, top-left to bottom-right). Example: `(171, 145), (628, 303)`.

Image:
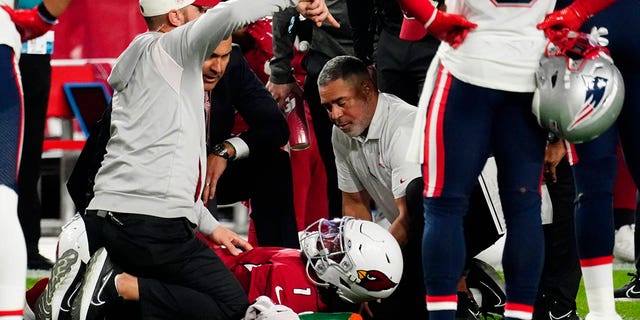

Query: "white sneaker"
(585, 312), (622, 320)
(614, 224), (635, 262)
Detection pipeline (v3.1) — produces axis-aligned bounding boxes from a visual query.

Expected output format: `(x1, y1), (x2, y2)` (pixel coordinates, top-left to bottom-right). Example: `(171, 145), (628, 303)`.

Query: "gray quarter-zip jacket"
(87, 0), (298, 235)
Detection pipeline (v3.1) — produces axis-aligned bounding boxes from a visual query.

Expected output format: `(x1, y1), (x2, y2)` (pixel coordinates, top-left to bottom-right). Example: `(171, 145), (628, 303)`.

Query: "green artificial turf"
(27, 269), (640, 319)
(575, 270), (639, 320)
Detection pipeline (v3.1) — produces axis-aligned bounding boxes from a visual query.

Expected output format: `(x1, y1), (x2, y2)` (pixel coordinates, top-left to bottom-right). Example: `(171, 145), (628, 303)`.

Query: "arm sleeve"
(230, 49), (290, 154)
(347, 0), (374, 65)
(572, 0), (616, 17)
(269, 7), (297, 84)
(160, 0), (298, 73)
(195, 200), (221, 235)
(395, 0), (437, 26)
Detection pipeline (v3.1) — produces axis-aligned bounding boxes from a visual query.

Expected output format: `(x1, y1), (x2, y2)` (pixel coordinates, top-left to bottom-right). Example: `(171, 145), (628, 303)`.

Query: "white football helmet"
(532, 28), (625, 143)
(299, 217), (403, 303)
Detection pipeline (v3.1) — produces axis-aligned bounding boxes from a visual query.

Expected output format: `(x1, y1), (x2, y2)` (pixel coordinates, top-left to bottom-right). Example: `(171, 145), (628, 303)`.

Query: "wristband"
(224, 141), (237, 160)
(37, 2), (56, 24)
(423, 9), (438, 29)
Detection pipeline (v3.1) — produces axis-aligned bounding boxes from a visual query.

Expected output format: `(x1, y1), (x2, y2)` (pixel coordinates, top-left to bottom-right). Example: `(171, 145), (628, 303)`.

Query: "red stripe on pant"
(580, 255), (613, 267)
(0, 309), (23, 316)
(422, 64), (452, 197)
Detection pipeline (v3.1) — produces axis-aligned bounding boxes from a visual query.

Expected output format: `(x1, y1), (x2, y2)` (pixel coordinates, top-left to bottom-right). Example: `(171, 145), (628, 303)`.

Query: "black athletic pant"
(84, 211), (249, 320)
(375, 29), (438, 107)
(302, 50), (342, 218)
(17, 53), (51, 260)
(534, 158), (582, 317)
(210, 148), (299, 249)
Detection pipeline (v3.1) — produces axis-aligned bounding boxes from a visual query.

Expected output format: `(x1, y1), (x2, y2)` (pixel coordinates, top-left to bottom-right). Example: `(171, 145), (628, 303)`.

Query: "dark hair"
(317, 55), (374, 90)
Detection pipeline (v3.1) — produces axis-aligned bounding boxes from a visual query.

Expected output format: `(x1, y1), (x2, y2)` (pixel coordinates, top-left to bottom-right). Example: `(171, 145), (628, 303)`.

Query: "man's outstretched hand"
(296, 0), (340, 28)
(208, 225), (253, 256)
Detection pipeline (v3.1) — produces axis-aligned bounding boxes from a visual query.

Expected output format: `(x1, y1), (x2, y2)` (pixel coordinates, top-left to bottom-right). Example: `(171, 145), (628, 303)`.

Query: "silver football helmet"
(299, 217), (403, 303)
(532, 28), (624, 143)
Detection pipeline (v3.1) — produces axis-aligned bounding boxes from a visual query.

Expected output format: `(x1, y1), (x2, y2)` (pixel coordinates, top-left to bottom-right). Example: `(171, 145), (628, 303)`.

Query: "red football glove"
(427, 10), (477, 48)
(1, 5), (56, 43)
(397, 0), (476, 48)
(537, 0), (616, 41)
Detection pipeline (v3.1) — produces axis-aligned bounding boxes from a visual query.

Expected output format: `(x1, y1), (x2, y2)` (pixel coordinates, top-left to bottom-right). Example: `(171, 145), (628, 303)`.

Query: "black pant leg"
(534, 158), (581, 315)
(214, 149), (299, 248)
(375, 29), (436, 106)
(365, 178), (426, 319)
(17, 53), (51, 259)
(635, 194), (639, 271)
(87, 213), (249, 320)
(303, 52), (342, 218)
(465, 183), (504, 259)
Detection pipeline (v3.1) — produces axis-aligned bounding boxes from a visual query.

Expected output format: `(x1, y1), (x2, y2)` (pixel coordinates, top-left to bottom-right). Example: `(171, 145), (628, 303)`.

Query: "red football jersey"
(209, 242), (328, 314)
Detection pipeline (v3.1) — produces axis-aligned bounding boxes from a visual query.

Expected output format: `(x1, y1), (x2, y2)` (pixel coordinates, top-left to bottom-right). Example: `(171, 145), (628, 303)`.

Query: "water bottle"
(283, 95), (311, 150)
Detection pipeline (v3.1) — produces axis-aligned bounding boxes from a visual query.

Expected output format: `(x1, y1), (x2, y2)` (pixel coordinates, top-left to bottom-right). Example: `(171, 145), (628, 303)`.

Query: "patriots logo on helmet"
(568, 75), (608, 130)
(356, 270), (397, 292)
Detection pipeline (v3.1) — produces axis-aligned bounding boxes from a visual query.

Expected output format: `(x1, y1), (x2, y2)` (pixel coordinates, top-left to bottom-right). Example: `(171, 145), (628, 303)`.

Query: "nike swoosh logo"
(549, 309), (572, 320)
(61, 281), (82, 312)
(480, 280), (505, 307)
(293, 288), (311, 295)
(400, 179), (406, 184)
(275, 286), (284, 304)
(61, 262), (86, 313)
(626, 284), (640, 296)
(91, 270), (113, 306)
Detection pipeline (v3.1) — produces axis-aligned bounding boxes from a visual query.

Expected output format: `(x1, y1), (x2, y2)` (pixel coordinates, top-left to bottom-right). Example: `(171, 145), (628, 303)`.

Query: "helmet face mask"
(299, 217), (403, 303)
(532, 30), (625, 143)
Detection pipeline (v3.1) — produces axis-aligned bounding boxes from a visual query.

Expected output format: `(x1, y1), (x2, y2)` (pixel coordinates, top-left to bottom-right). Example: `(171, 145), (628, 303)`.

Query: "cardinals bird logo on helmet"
(299, 217), (403, 303)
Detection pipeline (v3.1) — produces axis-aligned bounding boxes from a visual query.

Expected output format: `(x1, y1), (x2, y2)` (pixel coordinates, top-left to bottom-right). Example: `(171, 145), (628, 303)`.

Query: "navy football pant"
(420, 70), (546, 317)
(0, 45), (22, 191)
(571, 0), (640, 262)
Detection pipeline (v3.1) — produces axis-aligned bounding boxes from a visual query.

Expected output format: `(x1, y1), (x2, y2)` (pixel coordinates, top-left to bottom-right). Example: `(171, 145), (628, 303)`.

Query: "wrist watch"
(212, 143), (233, 160)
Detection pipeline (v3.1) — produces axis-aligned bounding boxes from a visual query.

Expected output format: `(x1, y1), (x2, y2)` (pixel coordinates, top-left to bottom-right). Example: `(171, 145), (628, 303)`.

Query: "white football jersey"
(0, 3), (21, 56)
(438, 0), (556, 92)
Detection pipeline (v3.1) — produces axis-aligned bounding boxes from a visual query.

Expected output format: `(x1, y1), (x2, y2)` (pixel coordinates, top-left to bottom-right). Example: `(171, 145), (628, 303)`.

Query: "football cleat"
(35, 214), (90, 320)
(456, 291), (480, 320)
(533, 296), (581, 320)
(71, 248), (121, 320)
(466, 258), (506, 316)
(614, 273), (640, 301)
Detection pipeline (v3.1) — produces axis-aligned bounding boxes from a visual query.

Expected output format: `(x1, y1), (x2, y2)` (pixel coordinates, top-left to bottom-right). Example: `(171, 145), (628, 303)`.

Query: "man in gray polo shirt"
(318, 55), (426, 319)
(318, 56), (506, 320)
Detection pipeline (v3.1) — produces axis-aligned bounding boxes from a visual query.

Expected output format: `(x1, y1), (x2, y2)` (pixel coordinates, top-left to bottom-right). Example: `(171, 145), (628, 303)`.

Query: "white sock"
(0, 185), (26, 319)
(581, 261), (620, 318)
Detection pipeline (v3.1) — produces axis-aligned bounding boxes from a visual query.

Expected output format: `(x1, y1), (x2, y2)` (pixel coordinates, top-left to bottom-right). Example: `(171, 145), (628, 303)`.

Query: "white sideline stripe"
(51, 59), (117, 66)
